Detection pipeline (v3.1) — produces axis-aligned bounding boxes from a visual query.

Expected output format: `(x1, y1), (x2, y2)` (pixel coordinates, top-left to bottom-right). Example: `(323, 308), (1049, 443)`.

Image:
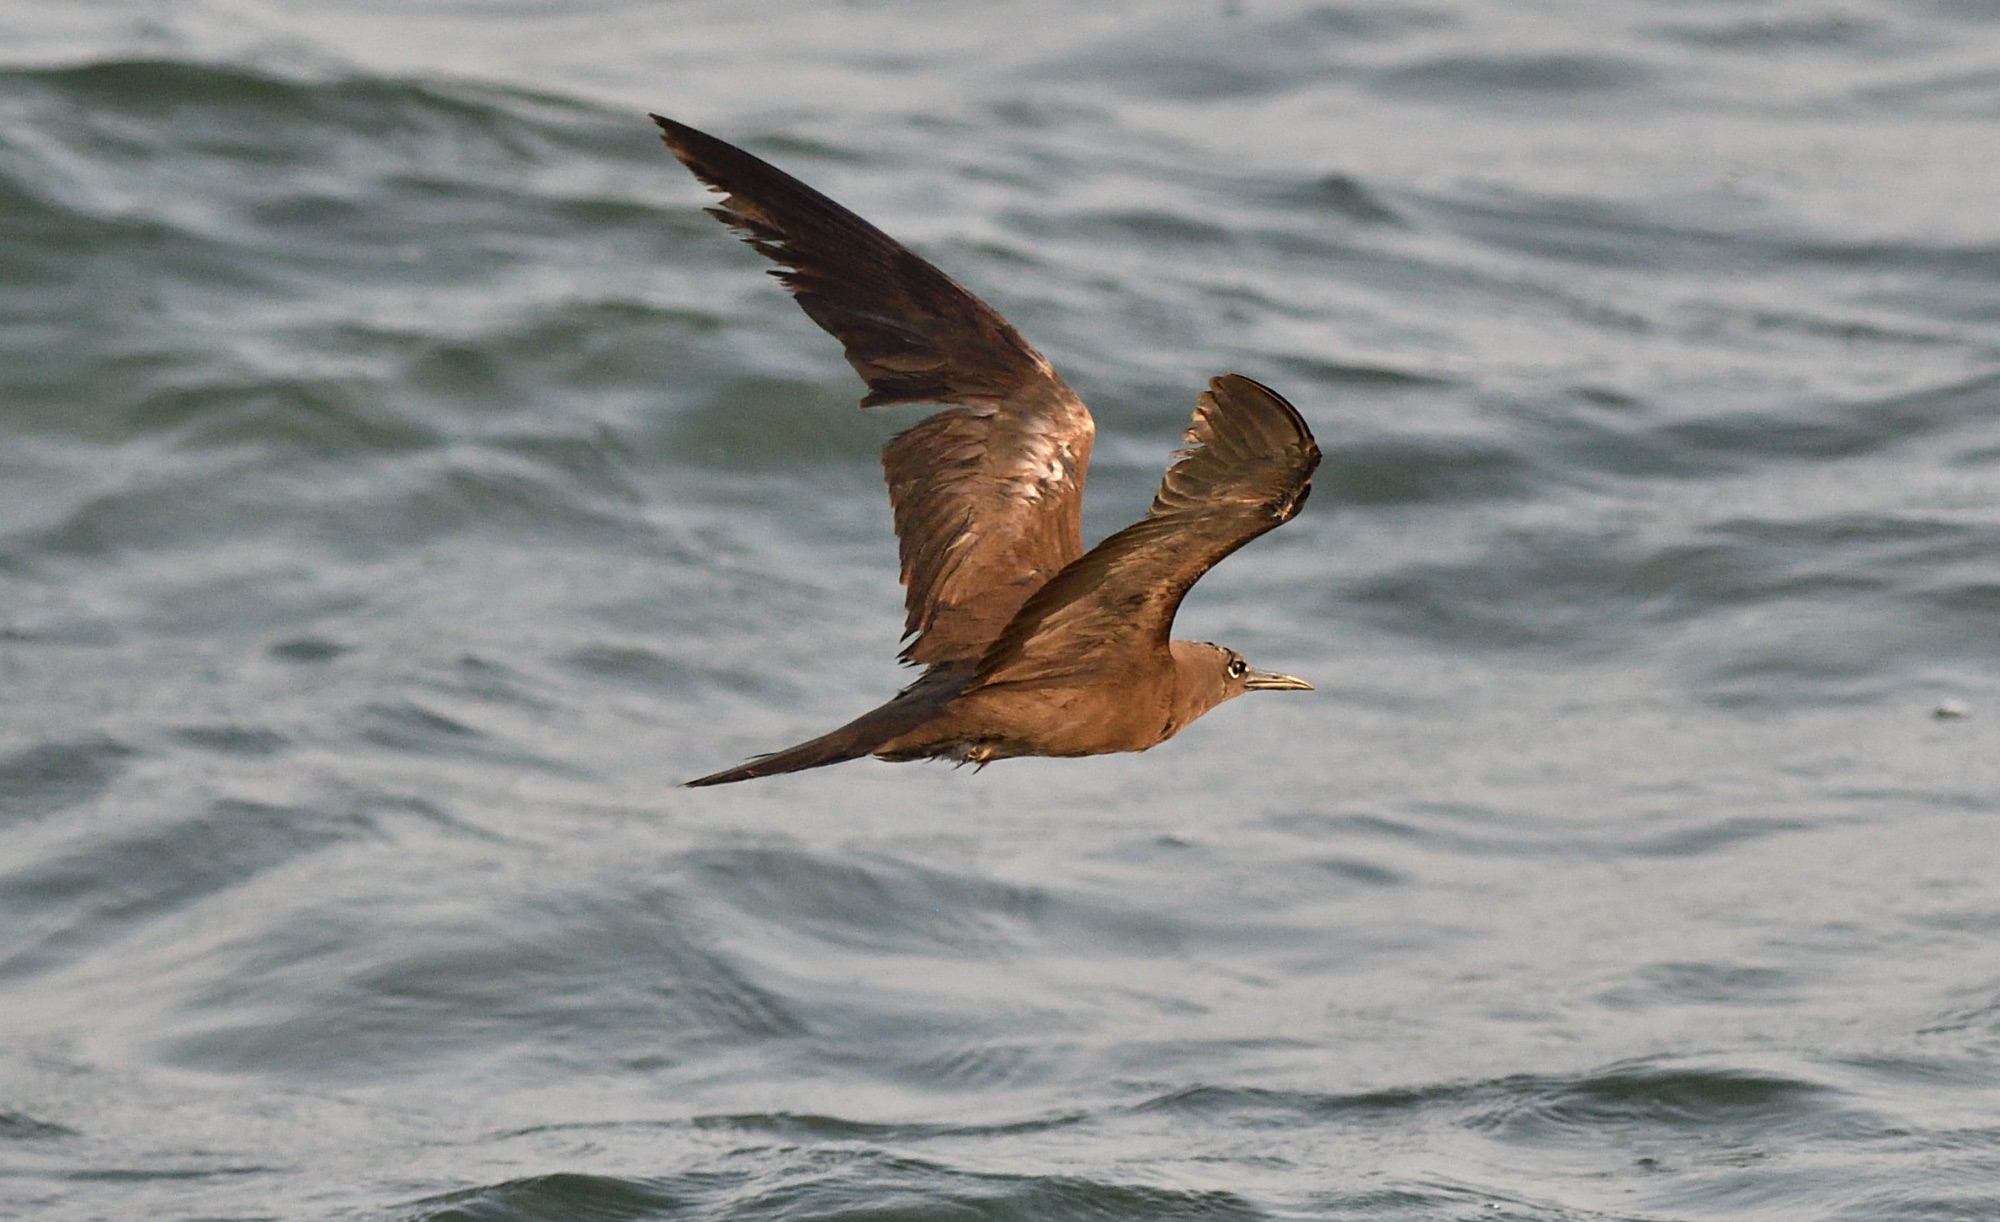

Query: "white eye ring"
(1227, 657), (1247, 679)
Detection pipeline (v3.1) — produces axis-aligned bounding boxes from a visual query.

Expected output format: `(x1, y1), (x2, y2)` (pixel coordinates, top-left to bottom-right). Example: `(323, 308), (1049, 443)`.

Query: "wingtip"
(650, 112), (685, 146)
(1209, 371), (1281, 402)
(1205, 372), (1317, 455)
(650, 113), (711, 162)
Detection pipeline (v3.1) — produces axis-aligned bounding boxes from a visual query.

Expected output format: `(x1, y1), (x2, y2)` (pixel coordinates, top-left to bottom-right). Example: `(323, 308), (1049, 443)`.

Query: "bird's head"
(1165, 640), (1312, 737)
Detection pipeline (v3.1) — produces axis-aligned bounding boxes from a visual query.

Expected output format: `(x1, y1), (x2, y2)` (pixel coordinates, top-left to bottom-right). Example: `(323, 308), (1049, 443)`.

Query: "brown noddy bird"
(657, 116), (1320, 787)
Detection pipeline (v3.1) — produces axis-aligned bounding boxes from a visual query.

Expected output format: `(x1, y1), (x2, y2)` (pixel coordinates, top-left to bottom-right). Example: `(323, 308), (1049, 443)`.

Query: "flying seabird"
(655, 116), (1320, 787)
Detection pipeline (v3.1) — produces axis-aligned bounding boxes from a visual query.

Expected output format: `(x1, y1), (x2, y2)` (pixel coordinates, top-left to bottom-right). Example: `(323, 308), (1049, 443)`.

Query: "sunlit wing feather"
(653, 116), (1095, 666)
(968, 374), (1319, 689)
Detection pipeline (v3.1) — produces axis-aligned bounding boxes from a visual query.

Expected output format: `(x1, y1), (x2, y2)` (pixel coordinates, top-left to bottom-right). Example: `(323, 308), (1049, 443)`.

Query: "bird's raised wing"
(654, 116), (1095, 667)
(968, 374), (1319, 689)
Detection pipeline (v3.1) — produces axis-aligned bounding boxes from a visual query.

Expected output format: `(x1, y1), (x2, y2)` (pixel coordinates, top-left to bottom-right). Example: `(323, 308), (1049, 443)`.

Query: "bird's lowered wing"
(654, 116), (1095, 667)
(967, 374), (1319, 689)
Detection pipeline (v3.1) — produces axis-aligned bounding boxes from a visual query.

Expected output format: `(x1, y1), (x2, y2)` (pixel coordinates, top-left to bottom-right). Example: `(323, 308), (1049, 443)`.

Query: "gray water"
(4, 2), (2000, 1218)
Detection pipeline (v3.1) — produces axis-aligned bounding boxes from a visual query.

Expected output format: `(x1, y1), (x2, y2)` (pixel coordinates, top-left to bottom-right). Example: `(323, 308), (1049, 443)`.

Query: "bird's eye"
(1227, 657), (1248, 679)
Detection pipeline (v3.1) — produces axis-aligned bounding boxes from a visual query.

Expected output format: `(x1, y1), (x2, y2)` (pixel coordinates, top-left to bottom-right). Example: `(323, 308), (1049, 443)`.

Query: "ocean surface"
(4, 1), (1999, 1218)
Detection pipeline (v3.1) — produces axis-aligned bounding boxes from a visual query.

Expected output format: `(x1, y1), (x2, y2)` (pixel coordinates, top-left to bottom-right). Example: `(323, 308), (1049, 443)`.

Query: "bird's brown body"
(655, 116), (1320, 787)
(877, 640), (1216, 763)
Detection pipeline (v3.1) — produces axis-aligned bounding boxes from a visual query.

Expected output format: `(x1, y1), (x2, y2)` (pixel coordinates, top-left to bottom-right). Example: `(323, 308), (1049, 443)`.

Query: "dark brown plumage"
(656, 116), (1319, 787)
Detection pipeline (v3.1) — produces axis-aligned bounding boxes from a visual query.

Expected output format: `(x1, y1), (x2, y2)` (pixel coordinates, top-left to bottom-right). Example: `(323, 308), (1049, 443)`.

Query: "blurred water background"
(4, 1), (2000, 1218)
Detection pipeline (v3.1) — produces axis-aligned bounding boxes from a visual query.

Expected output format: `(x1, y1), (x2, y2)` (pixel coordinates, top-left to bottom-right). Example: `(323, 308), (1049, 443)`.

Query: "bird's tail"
(684, 719), (888, 787)
(684, 669), (966, 787)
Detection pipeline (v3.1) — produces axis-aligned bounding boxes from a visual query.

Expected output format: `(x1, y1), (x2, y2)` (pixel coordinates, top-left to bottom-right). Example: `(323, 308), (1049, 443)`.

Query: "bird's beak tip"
(1244, 670), (1313, 692)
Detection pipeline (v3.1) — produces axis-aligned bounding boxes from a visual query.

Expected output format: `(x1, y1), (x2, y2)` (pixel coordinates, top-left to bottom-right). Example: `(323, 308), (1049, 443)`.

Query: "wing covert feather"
(969, 374), (1319, 689)
(653, 116), (1094, 666)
